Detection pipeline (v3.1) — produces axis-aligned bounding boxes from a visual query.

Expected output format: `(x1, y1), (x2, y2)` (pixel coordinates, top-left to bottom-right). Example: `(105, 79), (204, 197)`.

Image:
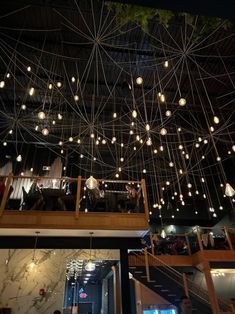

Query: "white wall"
(0, 248), (119, 314)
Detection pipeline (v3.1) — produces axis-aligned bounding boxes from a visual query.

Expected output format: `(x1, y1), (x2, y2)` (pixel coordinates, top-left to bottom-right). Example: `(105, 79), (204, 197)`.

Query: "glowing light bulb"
(58, 113), (63, 120)
(163, 60), (169, 68)
(113, 112), (117, 118)
(58, 141), (63, 146)
(77, 139), (81, 144)
(90, 133), (95, 138)
(213, 116), (220, 124)
(145, 124), (150, 131)
(225, 183), (235, 197)
(169, 162), (174, 167)
(74, 95), (79, 101)
(136, 76), (143, 85)
(57, 81), (62, 88)
(136, 135), (140, 141)
(52, 120), (56, 125)
(86, 176), (98, 190)
(102, 139), (106, 144)
(187, 183), (192, 188)
(48, 83), (53, 89)
(6, 73), (10, 78)
(165, 110), (171, 117)
(42, 128), (49, 136)
(179, 98), (186, 106)
(159, 145), (164, 151)
(143, 169), (147, 173)
(178, 145), (183, 150)
(3, 142), (7, 146)
(115, 173), (119, 178)
(120, 157), (124, 162)
(9, 129), (13, 134)
(129, 130), (134, 135)
(0, 81), (5, 88)
(132, 110), (137, 118)
(216, 156), (221, 161)
(210, 126), (214, 132)
(166, 181), (170, 186)
(154, 149), (158, 154)
(160, 128), (167, 136)
(21, 104), (26, 110)
(71, 76), (76, 82)
(35, 125), (39, 131)
(195, 143), (200, 148)
(232, 145), (235, 152)
(160, 94), (165, 103)
(16, 154), (22, 162)
(29, 87), (35, 96)
(177, 128), (182, 132)
(38, 111), (45, 120)
(146, 137), (152, 146)
(69, 137), (73, 142)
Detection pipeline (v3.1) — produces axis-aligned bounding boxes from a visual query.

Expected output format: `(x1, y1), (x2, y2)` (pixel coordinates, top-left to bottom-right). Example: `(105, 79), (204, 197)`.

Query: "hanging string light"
(85, 232), (96, 271)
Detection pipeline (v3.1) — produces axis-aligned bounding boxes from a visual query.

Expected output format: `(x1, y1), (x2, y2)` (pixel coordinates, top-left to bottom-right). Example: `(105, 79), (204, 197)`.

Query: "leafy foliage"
(105, 2), (232, 38)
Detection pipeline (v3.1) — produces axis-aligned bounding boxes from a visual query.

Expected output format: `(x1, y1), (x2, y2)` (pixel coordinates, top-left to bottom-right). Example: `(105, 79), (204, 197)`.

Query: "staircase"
(129, 251), (232, 314)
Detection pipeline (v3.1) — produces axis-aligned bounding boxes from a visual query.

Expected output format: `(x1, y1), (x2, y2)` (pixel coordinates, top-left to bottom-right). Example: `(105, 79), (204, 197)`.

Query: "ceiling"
(0, 0), (234, 225)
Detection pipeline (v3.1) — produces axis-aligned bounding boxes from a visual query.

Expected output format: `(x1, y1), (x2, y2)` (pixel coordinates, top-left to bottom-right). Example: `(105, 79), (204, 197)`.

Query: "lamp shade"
(225, 183), (235, 197)
(85, 176), (98, 190)
(85, 260), (96, 271)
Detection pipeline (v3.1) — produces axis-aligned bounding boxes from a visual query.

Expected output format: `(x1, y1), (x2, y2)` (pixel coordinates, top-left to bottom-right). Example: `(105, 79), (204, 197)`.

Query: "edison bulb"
(160, 128), (167, 136)
(136, 76), (143, 85)
(69, 137), (73, 142)
(154, 149), (157, 154)
(58, 113), (63, 120)
(169, 162), (174, 167)
(178, 145), (183, 150)
(102, 139), (106, 144)
(163, 60), (169, 68)
(29, 87), (35, 96)
(120, 157), (124, 162)
(0, 81), (5, 88)
(90, 133), (95, 138)
(71, 76), (76, 82)
(42, 128), (49, 136)
(21, 104), (26, 110)
(143, 169), (146, 173)
(210, 126), (214, 132)
(57, 82), (62, 88)
(27, 66), (31, 72)
(115, 173), (119, 178)
(3, 142), (7, 146)
(146, 137), (152, 146)
(6, 73), (10, 78)
(77, 139), (81, 144)
(48, 83), (53, 89)
(232, 145), (235, 152)
(58, 141), (63, 146)
(160, 94), (165, 103)
(129, 130), (134, 135)
(132, 110), (137, 118)
(179, 98), (186, 106)
(74, 95), (79, 101)
(216, 156), (221, 161)
(16, 154), (22, 162)
(145, 124), (150, 131)
(52, 120), (56, 125)
(204, 139), (208, 144)
(213, 116), (220, 124)
(38, 111), (45, 120)
(159, 145), (164, 151)
(165, 110), (171, 117)
(113, 112), (117, 118)
(187, 183), (192, 188)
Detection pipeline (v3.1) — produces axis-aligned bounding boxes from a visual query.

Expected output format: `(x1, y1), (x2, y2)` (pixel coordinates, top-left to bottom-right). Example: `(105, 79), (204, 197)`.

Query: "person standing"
(179, 296), (192, 314)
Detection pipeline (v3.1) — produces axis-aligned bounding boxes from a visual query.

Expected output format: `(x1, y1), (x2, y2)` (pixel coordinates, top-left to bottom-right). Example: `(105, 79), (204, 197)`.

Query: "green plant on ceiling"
(105, 2), (232, 39)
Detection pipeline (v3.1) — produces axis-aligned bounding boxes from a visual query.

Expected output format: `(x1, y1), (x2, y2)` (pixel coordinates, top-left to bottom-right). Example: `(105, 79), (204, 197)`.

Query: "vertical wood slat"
(0, 173), (13, 216)
(141, 179), (149, 222)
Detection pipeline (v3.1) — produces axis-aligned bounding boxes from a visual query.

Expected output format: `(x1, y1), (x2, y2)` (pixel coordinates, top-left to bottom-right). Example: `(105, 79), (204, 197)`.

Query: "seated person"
(58, 181), (77, 211)
(26, 178), (44, 210)
(87, 182), (106, 211)
(125, 184), (140, 212)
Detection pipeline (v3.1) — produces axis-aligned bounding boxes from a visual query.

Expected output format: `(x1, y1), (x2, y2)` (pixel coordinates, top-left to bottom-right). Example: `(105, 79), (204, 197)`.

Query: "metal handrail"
(146, 251), (231, 312)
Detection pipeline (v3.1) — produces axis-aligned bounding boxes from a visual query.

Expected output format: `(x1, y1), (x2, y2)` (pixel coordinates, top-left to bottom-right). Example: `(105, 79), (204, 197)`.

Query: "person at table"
(58, 181), (77, 211)
(125, 184), (140, 211)
(87, 182), (105, 210)
(27, 178), (44, 210)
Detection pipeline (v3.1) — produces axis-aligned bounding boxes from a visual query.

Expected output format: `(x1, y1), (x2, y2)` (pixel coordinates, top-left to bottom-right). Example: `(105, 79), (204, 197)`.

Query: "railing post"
(0, 173), (13, 217)
(182, 273), (189, 297)
(203, 261), (220, 314)
(141, 179), (149, 221)
(112, 265), (121, 314)
(150, 233), (155, 256)
(75, 176), (82, 219)
(185, 233), (192, 255)
(144, 247), (150, 282)
(224, 226), (233, 251)
(196, 228), (204, 251)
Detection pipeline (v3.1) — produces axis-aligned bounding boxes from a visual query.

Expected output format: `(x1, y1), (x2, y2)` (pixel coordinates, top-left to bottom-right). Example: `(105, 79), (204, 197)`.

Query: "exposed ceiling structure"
(0, 0), (235, 225)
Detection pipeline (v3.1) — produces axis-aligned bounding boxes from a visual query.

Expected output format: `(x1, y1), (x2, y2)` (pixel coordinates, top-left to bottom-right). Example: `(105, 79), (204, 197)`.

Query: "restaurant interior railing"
(149, 226), (235, 256)
(131, 249), (233, 313)
(0, 173), (149, 219)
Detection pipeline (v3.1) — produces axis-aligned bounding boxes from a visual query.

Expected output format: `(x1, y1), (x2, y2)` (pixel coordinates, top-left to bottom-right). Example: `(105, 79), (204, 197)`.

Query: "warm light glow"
(69, 137), (73, 142)
(27, 66), (31, 72)
(16, 154), (22, 162)
(136, 76), (143, 85)
(232, 145), (235, 152)
(48, 83), (53, 89)
(160, 128), (167, 136)
(86, 176), (98, 190)
(71, 76), (76, 82)
(160, 94), (165, 103)
(85, 260), (96, 271)
(210, 126), (214, 132)
(29, 87), (35, 96)
(179, 98), (186, 106)
(143, 169), (147, 173)
(58, 113), (63, 120)
(145, 124), (150, 131)
(161, 229), (166, 238)
(146, 137), (152, 146)
(42, 128), (49, 136)
(132, 110), (137, 118)
(169, 162), (174, 167)
(38, 111), (46, 120)
(74, 95), (79, 101)
(225, 183), (235, 197)
(57, 81), (62, 88)
(203, 139), (208, 144)
(20, 104), (26, 110)
(0, 81), (5, 88)
(6, 73), (10, 78)
(213, 116), (220, 124)
(113, 112), (117, 118)
(165, 110), (171, 117)
(163, 60), (169, 68)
